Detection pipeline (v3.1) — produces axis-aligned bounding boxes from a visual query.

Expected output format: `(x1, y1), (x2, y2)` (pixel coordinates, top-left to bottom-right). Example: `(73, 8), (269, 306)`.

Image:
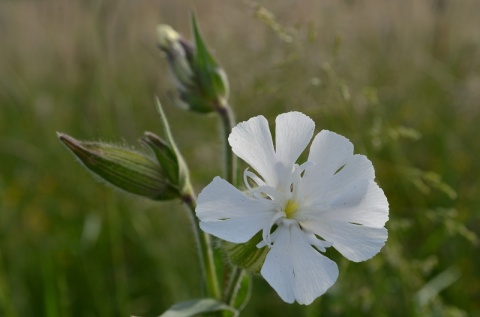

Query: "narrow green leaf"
(191, 13), (229, 101)
(141, 132), (179, 185)
(153, 298), (238, 317)
(415, 266), (461, 307)
(231, 273), (252, 311)
(191, 13), (216, 67)
(155, 98), (193, 196)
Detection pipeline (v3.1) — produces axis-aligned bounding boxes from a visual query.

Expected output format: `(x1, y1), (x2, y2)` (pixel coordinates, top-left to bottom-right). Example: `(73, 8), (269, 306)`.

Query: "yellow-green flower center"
(284, 200), (298, 219)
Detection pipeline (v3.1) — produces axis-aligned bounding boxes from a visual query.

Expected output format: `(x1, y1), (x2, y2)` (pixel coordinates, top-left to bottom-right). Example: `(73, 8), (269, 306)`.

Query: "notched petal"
(308, 130), (354, 175)
(196, 177), (276, 243)
(303, 220), (388, 263)
(324, 181), (389, 228)
(330, 178), (370, 208)
(275, 112), (315, 169)
(261, 224), (339, 305)
(228, 115), (278, 186)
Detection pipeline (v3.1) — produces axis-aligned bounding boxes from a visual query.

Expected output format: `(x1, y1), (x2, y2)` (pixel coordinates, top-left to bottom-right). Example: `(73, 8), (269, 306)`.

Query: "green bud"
(157, 24), (195, 92)
(156, 15), (229, 114)
(177, 90), (219, 114)
(57, 132), (179, 200)
(223, 232), (269, 273)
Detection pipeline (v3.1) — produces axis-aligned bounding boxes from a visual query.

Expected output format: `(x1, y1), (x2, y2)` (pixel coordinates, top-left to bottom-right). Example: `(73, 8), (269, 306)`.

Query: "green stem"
(214, 99), (237, 185)
(182, 192), (221, 300)
(214, 99), (249, 309)
(224, 266), (243, 305)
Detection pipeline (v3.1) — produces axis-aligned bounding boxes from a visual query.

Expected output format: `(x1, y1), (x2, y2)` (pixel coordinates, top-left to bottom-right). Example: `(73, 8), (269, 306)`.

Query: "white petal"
(261, 224), (339, 305)
(307, 130), (354, 176)
(275, 112), (315, 170)
(301, 220), (388, 262)
(196, 177), (277, 243)
(228, 116), (278, 186)
(325, 154), (375, 194)
(330, 178), (370, 208)
(324, 181), (389, 228)
(297, 131), (354, 201)
(200, 216), (273, 244)
(300, 154), (375, 205)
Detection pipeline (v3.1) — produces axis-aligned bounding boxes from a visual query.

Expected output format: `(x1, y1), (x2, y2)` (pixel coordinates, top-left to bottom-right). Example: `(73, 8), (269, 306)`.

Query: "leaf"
(154, 97), (193, 196)
(191, 13), (229, 101)
(141, 132), (179, 185)
(152, 298), (238, 317)
(415, 266), (461, 307)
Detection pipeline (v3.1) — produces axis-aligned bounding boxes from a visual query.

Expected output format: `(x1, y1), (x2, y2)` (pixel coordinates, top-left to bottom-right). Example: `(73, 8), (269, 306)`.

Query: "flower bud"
(157, 24), (195, 92)
(156, 15), (230, 114)
(57, 132), (179, 200)
(223, 232), (269, 273)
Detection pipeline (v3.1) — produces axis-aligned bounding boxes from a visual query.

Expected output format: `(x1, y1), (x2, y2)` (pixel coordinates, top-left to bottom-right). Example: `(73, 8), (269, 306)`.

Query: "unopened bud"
(57, 132), (179, 200)
(156, 15), (230, 114)
(157, 24), (195, 91)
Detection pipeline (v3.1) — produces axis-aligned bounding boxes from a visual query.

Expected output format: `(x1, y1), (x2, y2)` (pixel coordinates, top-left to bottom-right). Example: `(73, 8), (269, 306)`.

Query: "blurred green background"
(1, 0), (479, 316)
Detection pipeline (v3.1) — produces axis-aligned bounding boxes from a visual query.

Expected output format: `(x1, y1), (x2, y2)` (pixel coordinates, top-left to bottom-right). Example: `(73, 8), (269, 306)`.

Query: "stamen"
(251, 186), (285, 206)
(289, 161), (315, 200)
(243, 168), (265, 195)
(284, 200), (298, 218)
(304, 231), (332, 253)
(261, 212), (284, 248)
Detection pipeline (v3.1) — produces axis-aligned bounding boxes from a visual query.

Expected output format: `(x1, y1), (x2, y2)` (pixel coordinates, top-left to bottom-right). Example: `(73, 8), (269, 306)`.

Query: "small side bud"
(156, 15), (229, 114)
(57, 132), (179, 200)
(223, 232), (269, 273)
(157, 24), (195, 92)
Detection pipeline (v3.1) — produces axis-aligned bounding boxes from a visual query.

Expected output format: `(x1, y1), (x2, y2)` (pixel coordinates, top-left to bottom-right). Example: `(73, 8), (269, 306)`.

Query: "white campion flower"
(196, 112), (389, 305)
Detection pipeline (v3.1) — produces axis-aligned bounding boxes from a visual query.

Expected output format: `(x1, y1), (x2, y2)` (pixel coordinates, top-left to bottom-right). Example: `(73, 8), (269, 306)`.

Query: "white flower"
(196, 112), (389, 305)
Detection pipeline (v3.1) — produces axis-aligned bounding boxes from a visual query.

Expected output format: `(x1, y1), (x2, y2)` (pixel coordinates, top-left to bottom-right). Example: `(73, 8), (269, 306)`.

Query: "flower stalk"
(215, 100), (245, 306)
(214, 99), (237, 185)
(181, 191), (221, 300)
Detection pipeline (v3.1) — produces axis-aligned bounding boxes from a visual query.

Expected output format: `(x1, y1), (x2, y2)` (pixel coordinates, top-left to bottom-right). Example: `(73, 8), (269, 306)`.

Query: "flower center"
(284, 200), (298, 219)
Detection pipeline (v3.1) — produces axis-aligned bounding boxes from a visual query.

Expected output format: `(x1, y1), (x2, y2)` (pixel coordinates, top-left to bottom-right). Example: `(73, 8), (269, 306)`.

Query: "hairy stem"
(182, 192), (221, 300)
(214, 99), (249, 309)
(224, 266), (244, 305)
(214, 99), (237, 185)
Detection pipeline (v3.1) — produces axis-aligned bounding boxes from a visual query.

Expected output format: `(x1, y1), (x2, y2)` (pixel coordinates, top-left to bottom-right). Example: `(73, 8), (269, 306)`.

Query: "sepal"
(146, 98), (193, 197)
(191, 14), (230, 103)
(57, 133), (179, 200)
(223, 231), (269, 273)
(157, 24), (194, 92)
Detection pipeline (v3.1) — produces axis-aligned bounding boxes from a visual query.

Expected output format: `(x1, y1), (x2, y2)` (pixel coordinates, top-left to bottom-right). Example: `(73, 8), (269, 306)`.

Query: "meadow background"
(1, 0), (479, 316)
